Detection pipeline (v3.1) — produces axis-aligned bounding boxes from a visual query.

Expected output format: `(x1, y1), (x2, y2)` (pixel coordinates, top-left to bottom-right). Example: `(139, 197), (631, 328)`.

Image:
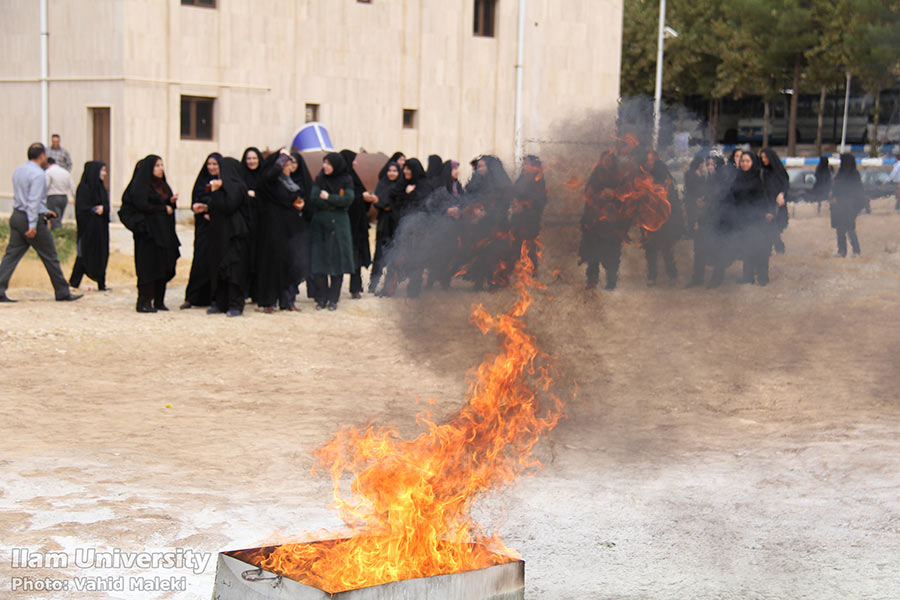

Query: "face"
(245, 151), (259, 170)
(207, 157), (220, 176)
(476, 160), (488, 176)
(352, 156), (359, 169)
(740, 153), (753, 172)
(706, 158), (716, 173)
(323, 160), (334, 175)
(760, 151), (769, 166)
(100, 165), (108, 182)
(451, 164), (459, 180)
(396, 155), (406, 168)
(51, 136), (60, 149)
(387, 164), (399, 181)
(733, 150), (743, 166)
(282, 159), (294, 177)
(153, 159), (164, 178)
(403, 165), (413, 180)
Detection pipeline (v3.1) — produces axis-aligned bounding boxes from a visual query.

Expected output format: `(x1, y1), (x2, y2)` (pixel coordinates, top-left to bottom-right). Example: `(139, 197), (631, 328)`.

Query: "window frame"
(180, 95), (216, 141)
(402, 109), (417, 130)
(473, 0), (497, 38)
(181, 0), (216, 8)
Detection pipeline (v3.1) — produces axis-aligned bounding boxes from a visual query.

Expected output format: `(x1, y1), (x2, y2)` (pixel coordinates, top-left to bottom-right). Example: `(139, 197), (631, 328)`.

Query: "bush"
(0, 220), (77, 263)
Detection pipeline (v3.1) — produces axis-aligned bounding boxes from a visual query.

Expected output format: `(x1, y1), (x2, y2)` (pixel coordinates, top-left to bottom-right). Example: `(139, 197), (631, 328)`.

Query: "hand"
(363, 191), (377, 203)
(25, 227), (37, 239)
(294, 198), (306, 211)
(166, 205), (174, 215)
(765, 213), (774, 222)
(319, 190), (329, 200)
(446, 206), (461, 219)
(46, 210), (58, 220)
(93, 205), (104, 215)
(192, 203), (208, 214)
(204, 214), (210, 221)
(405, 184), (415, 194)
(248, 190), (256, 198)
(171, 193), (179, 204)
(209, 179), (223, 192)
(776, 192), (785, 207)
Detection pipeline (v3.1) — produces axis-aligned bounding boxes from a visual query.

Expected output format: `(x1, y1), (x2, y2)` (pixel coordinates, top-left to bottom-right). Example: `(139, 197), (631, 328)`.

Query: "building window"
(305, 104), (319, 123)
(402, 109), (416, 129)
(181, 0), (216, 7)
(181, 96), (215, 140)
(357, 0), (372, 3)
(474, 0), (496, 37)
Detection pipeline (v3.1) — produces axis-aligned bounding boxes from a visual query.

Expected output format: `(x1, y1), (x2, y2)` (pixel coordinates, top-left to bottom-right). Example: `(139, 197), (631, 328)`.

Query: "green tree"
(803, 1), (848, 154)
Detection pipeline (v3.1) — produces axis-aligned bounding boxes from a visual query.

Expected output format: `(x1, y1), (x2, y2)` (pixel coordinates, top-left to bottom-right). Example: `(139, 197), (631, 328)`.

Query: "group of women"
(97, 148), (546, 313)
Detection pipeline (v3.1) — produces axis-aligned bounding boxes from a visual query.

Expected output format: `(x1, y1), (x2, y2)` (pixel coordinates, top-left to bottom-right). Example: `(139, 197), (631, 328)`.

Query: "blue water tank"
(290, 122), (334, 152)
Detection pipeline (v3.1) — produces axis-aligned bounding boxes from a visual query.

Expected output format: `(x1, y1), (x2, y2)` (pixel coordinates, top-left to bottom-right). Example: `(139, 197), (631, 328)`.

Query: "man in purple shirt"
(0, 142), (81, 302)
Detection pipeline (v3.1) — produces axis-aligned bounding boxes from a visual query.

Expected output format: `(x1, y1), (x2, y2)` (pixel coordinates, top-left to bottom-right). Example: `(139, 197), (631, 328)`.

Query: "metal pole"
(40, 0), (49, 145)
(653, 0), (666, 149)
(514, 0), (526, 170)
(840, 71), (851, 153)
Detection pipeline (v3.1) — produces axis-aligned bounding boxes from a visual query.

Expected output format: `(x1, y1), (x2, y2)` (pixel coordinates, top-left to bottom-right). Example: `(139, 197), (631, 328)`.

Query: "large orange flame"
(240, 242), (564, 593)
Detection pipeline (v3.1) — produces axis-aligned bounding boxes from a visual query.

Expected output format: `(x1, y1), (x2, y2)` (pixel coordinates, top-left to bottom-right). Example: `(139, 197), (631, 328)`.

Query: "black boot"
(136, 284), (156, 313)
(153, 280), (169, 311)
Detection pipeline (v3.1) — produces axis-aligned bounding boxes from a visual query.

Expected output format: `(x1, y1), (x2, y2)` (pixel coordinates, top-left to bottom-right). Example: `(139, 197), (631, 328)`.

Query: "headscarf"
(402, 157), (427, 184)
(290, 151), (314, 198)
(375, 161), (402, 201)
(730, 152), (763, 202)
(814, 156), (832, 179)
(315, 152), (353, 195)
(339, 149), (367, 195)
(240, 147), (263, 190)
(192, 152), (223, 204)
(378, 151), (405, 179)
(437, 160), (462, 196)
(760, 147), (789, 192)
(75, 161), (109, 229)
(835, 153), (858, 179)
(217, 156), (249, 202)
(130, 154), (171, 203)
(426, 154), (444, 181)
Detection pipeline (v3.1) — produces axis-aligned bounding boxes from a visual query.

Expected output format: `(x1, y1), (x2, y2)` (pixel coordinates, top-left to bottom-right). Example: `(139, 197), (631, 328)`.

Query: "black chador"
(461, 155), (512, 291)
(578, 152), (627, 291)
(69, 161), (110, 291)
(509, 155), (547, 273)
(240, 146), (263, 299)
(830, 153), (864, 257)
(255, 151), (310, 311)
(687, 155), (724, 287)
(182, 152), (223, 308)
(422, 159), (466, 290)
(382, 157), (434, 297)
(368, 160), (403, 294)
(119, 154), (180, 312)
(205, 157), (251, 316)
(640, 151), (684, 286)
(339, 149), (372, 298)
(760, 148), (789, 254)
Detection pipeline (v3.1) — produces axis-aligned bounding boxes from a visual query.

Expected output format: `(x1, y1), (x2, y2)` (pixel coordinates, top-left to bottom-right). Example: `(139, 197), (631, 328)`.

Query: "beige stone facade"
(0, 0), (622, 206)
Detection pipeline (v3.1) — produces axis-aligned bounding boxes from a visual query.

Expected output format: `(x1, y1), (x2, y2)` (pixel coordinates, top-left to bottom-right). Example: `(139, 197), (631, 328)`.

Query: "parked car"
(788, 169), (816, 203)
(861, 169), (894, 200)
(787, 167), (892, 202)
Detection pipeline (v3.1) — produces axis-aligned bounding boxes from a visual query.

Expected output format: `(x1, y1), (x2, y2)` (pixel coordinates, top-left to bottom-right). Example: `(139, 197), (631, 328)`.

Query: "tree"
(804, 1), (848, 154)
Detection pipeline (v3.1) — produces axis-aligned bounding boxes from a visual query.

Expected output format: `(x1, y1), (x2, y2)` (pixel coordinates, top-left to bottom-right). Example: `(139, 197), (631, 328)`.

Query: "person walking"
(45, 157), (75, 230)
(68, 161), (110, 291)
(830, 153), (864, 258)
(812, 156), (832, 216)
(0, 143), (82, 303)
(47, 134), (72, 171)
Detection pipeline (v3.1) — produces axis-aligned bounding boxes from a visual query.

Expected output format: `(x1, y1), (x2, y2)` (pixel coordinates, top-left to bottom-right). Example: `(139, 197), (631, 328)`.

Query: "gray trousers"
(46, 195), (67, 230)
(0, 209), (71, 299)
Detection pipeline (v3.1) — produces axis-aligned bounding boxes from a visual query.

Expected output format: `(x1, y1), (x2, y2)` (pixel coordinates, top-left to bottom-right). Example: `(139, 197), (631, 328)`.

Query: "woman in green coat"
(309, 152), (355, 310)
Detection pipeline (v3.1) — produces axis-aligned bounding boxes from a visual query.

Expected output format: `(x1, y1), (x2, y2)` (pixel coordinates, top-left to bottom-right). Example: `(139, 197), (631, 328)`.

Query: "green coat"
(309, 185), (355, 275)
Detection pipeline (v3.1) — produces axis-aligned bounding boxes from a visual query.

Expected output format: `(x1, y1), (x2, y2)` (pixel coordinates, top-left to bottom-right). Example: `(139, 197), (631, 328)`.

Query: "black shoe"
(98, 287), (112, 292)
(0, 293), (17, 303)
(206, 306), (223, 315)
(136, 303), (157, 313)
(226, 309), (242, 317)
(327, 302), (337, 311)
(155, 304), (169, 311)
(351, 292), (361, 299)
(315, 302), (326, 310)
(179, 301), (192, 310)
(57, 294), (83, 302)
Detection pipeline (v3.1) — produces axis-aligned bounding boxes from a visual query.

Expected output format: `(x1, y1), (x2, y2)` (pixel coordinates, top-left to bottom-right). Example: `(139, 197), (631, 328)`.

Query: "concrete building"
(0, 0), (622, 207)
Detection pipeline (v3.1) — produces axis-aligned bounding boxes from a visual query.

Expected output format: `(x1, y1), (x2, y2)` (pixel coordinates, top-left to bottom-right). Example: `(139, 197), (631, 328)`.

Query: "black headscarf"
(315, 152), (353, 195)
(378, 151), (405, 180)
(192, 152), (223, 203)
(122, 154), (178, 248)
(218, 157), (248, 200)
(730, 152), (763, 203)
(76, 162), (108, 218)
(339, 149), (367, 195)
(814, 156), (832, 179)
(426, 154), (444, 181)
(128, 154), (171, 204)
(437, 160), (462, 196)
(290, 151), (314, 199)
(836, 153), (858, 179)
(403, 157), (427, 184)
(241, 147), (263, 190)
(760, 147), (789, 192)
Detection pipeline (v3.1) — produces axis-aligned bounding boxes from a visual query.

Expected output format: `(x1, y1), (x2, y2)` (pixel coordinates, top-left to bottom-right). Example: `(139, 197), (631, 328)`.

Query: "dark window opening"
(305, 104), (319, 123)
(181, 0), (216, 7)
(403, 109), (416, 129)
(474, 0), (496, 37)
(181, 96), (215, 140)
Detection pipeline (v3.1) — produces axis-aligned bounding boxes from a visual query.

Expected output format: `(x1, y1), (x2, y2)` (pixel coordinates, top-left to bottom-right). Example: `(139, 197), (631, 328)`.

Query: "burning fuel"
(236, 242), (565, 594)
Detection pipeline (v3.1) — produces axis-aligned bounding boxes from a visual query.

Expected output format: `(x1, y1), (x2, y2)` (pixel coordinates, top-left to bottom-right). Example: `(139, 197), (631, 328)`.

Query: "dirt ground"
(1, 196), (899, 599)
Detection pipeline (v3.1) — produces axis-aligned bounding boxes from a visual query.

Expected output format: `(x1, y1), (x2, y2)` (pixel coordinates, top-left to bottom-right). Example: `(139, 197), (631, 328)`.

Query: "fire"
(239, 242), (564, 593)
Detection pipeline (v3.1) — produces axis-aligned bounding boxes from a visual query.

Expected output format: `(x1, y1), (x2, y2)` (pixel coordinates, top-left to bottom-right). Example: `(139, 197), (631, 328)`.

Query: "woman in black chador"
(640, 150), (683, 286)
(712, 151), (773, 287)
(255, 151), (308, 313)
(181, 152), (222, 309)
(382, 157), (434, 297)
(509, 155), (547, 274)
(579, 151), (628, 291)
(309, 153), (355, 310)
(288, 151), (314, 302)
(365, 159), (403, 294)
(240, 146), (263, 299)
(461, 155), (512, 291)
(205, 157), (250, 316)
(120, 155), (180, 312)
(687, 155), (724, 287)
(829, 153), (864, 257)
(812, 156), (832, 215)
(339, 149), (372, 298)
(422, 159), (467, 290)
(760, 147), (789, 254)
(69, 161), (110, 291)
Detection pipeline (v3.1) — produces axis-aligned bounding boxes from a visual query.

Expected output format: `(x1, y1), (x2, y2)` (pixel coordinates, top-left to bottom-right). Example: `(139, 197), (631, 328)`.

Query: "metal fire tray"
(212, 545), (525, 600)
